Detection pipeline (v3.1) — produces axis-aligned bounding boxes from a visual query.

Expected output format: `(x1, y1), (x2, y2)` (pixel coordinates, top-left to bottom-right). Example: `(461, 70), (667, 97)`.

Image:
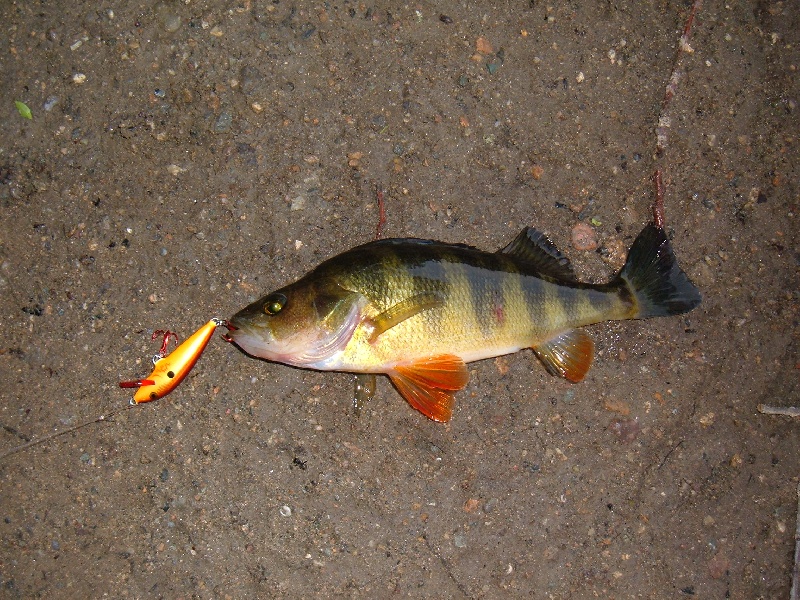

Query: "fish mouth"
(221, 320), (238, 343)
(222, 320), (258, 347)
(223, 320), (283, 361)
(223, 318), (335, 368)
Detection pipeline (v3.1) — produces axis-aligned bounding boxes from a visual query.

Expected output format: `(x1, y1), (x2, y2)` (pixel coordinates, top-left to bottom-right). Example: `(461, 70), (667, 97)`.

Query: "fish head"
(227, 277), (361, 369)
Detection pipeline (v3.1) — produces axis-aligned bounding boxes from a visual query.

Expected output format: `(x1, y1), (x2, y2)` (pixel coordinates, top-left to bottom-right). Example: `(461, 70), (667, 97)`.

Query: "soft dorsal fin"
(388, 355), (470, 422)
(368, 292), (445, 342)
(500, 227), (577, 282)
(533, 329), (594, 382)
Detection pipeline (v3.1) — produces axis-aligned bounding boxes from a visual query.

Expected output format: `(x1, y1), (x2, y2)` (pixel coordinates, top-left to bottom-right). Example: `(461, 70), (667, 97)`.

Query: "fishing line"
(0, 403), (136, 461)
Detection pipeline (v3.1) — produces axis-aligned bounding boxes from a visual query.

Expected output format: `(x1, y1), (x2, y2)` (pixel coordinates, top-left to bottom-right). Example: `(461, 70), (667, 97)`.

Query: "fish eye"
(264, 293), (287, 315)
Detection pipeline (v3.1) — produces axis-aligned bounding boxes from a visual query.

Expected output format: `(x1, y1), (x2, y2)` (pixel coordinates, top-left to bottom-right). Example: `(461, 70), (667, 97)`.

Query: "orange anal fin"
(533, 330), (594, 383)
(388, 355), (469, 422)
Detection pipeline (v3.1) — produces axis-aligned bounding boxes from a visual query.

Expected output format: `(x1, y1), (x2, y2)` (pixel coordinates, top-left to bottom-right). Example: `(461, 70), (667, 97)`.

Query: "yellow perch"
(226, 223), (701, 421)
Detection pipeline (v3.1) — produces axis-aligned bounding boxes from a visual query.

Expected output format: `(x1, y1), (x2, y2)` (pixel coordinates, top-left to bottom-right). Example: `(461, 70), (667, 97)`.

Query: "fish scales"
(227, 224), (701, 422)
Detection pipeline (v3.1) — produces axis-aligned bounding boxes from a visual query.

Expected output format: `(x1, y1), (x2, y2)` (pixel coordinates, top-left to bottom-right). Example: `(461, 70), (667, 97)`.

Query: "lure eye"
(264, 293), (287, 316)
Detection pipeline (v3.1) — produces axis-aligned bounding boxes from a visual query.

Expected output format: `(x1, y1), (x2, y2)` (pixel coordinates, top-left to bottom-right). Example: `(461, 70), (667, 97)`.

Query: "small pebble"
(166, 164), (186, 176)
(279, 505), (292, 517)
(162, 14), (182, 33)
(611, 418), (641, 444)
(463, 498), (480, 513)
(571, 222), (598, 251)
(43, 96), (59, 111)
(699, 412), (715, 427)
(214, 111), (233, 132)
(476, 36), (493, 55)
(600, 238), (626, 269)
(707, 551), (729, 580)
(240, 66), (264, 96)
(347, 151), (363, 168)
(691, 261), (715, 287)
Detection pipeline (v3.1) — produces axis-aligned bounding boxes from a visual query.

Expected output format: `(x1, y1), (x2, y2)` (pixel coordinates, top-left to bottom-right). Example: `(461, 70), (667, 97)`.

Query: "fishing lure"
(120, 318), (224, 404)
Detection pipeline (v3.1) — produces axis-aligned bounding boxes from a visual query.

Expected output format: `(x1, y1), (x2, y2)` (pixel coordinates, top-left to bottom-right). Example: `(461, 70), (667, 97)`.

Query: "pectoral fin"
(533, 330), (594, 382)
(388, 355), (470, 422)
(368, 292), (445, 342)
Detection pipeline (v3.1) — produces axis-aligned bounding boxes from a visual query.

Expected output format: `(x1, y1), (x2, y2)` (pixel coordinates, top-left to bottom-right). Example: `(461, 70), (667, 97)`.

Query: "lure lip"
(119, 379), (156, 388)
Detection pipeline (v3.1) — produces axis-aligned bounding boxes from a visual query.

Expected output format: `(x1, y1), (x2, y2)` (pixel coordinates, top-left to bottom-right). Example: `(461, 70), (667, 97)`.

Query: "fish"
(225, 223), (701, 422)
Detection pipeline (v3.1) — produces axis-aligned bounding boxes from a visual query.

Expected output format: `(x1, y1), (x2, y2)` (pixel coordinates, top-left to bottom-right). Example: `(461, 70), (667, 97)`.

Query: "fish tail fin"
(617, 225), (701, 319)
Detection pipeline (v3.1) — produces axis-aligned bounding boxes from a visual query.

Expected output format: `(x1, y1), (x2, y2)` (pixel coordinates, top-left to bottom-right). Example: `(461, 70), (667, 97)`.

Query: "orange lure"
(120, 318), (224, 404)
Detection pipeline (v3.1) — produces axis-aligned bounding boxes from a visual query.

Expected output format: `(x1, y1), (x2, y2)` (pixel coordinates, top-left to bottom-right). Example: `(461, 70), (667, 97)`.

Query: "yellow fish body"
(227, 224), (700, 421)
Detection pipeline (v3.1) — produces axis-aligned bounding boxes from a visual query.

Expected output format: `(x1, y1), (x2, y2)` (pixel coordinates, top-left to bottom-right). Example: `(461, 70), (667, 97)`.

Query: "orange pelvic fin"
(533, 330), (594, 382)
(389, 354), (469, 422)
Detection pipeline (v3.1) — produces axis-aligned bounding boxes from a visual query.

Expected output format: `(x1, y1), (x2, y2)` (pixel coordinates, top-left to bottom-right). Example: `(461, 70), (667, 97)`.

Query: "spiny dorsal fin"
(500, 227), (577, 282)
(389, 355), (470, 422)
(368, 292), (445, 342)
(533, 330), (594, 382)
